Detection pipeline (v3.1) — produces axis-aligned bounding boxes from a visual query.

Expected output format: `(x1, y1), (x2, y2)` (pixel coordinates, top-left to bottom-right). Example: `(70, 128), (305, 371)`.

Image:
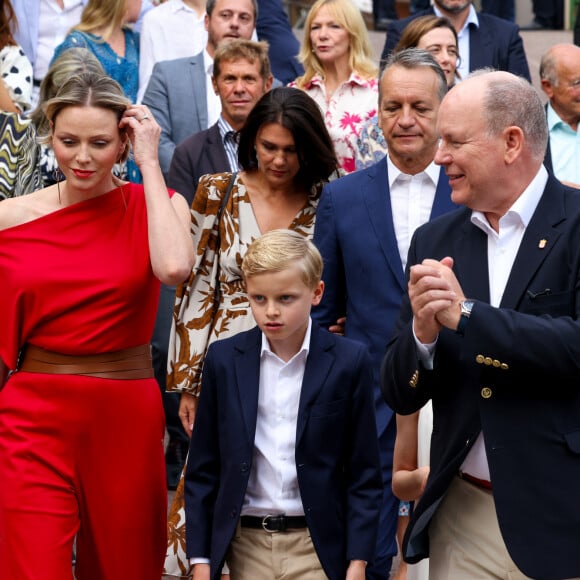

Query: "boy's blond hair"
(242, 230), (323, 289)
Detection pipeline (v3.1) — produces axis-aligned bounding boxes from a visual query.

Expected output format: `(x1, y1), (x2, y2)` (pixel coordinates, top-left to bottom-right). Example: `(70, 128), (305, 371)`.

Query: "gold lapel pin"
(538, 239), (547, 249)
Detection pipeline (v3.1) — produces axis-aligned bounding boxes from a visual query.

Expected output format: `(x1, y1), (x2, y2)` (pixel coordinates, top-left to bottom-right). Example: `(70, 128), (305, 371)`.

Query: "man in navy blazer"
(380, 0), (530, 81)
(168, 39), (272, 205)
(382, 71), (580, 579)
(185, 231), (382, 579)
(141, 0), (256, 177)
(313, 49), (457, 580)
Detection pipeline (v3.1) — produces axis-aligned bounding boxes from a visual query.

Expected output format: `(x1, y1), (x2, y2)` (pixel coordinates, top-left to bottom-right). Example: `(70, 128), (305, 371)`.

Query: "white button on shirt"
(242, 320), (312, 517)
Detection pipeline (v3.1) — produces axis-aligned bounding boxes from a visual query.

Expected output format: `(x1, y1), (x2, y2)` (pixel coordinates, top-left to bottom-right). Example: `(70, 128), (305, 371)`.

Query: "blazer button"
(481, 387), (492, 399)
(500, 363), (509, 371)
(240, 462), (249, 473)
(476, 354), (485, 364)
(484, 357), (493, 366)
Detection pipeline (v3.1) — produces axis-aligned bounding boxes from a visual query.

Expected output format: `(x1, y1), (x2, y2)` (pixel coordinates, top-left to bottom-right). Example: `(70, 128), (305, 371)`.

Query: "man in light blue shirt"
(540, 43), (580, 189)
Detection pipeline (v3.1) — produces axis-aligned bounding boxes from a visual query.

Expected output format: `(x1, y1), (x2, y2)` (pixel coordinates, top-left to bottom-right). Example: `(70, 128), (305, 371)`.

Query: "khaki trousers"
(429, 476), (532, 580)
(227, 520), (328, 580)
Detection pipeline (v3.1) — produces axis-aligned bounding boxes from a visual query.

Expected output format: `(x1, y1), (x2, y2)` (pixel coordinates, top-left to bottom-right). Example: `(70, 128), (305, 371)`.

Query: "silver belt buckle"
(261, 514), (278, 533)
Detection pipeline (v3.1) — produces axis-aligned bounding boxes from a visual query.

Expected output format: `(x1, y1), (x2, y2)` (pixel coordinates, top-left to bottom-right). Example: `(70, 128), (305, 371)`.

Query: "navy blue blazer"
(168, 123), (230, 206)
(184, 324), (382, 580)
(381, 9), (531, 81)
(313, 158), (457, 437)
(381, 175), (580, 579)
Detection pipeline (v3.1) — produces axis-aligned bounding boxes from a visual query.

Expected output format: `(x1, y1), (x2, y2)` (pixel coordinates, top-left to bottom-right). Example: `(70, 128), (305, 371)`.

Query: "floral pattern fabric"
(167, 171), (318, 396)
(290, 72), (378, 174)
(355, 113), (387, 170)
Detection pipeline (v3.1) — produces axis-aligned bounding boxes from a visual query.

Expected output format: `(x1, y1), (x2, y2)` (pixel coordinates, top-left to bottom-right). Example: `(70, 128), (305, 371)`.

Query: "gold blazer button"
(481, 387), (493, 399)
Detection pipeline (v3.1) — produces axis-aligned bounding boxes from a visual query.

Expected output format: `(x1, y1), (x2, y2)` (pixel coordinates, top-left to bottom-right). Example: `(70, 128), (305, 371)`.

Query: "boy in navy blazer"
(184, 229), (382, 580)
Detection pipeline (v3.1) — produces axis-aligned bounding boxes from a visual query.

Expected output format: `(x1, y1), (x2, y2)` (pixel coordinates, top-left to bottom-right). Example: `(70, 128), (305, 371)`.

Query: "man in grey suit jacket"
(168, 39), (272, 205)
(142, 0), (257, 177)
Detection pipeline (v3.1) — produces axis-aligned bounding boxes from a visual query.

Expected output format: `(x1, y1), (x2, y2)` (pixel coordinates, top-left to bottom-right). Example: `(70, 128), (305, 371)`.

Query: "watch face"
(461, 300), (474, 316)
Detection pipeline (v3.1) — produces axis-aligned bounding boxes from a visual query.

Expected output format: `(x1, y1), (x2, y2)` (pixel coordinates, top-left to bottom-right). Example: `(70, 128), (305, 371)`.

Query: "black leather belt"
(241, 514), (307, 532)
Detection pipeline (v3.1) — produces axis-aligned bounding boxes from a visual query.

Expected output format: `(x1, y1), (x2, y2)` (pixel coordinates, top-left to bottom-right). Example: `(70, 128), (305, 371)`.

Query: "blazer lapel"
(468, 23), (492, 73)
(190, 54), (208, 129)
(234, 328), (262, 445)
(453, 216), (491, 303)
(363, 161), (407, 291)
(500, 177), (565, 308)
(206, 124), (230, 171)
(295, 326), (335, 447)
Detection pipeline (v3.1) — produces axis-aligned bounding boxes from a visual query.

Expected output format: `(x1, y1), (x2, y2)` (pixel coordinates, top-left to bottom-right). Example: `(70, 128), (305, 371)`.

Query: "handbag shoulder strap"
(216, 171), (237, 227)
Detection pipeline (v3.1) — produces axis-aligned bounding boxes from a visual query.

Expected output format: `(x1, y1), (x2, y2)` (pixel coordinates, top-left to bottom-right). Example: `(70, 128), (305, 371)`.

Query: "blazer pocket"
(522, 289), (573, 316)
(564, 430), (580, 454)
(309, 398), (349, 419)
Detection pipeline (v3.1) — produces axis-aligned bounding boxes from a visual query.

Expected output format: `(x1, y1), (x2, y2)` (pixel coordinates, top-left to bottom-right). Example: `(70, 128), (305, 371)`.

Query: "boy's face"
(246, 265), (324, 361)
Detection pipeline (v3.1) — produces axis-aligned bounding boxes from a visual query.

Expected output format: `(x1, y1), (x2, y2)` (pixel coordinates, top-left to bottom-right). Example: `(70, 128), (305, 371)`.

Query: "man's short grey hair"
(206, 0), (258, 19)
(539, 51), (559, 86)
(474, 69), (548, 161)
(380, 48), (448, 102)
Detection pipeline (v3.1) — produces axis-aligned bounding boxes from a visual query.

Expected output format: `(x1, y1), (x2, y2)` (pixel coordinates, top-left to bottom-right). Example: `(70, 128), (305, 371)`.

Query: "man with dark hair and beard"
(380, 0), (530, 81)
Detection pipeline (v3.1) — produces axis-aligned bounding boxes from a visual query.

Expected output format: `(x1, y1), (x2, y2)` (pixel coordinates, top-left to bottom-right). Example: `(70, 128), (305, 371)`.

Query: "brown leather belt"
(459, 471), (493, 491)
(19, 344), (154, 380)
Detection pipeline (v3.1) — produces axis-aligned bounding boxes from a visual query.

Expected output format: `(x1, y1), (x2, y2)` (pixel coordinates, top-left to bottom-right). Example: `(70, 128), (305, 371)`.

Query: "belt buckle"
(261, 514), (285, 533)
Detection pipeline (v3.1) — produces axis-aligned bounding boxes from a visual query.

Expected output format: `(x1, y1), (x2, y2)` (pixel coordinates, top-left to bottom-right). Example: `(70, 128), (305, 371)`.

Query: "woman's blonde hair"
(242, 229), (323, 290)
(43, 71), (131, 162)
(295, 0), (377, 88)
(74, 0), (131, 42)
(32, 48), (105, 138)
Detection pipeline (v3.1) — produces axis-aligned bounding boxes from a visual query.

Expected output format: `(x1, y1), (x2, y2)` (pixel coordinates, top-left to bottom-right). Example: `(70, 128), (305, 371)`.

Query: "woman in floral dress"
(290, 0), (378, 174)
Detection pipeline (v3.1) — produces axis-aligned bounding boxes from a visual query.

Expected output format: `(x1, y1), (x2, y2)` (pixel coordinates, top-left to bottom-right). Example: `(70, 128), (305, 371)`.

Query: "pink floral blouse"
(291, 72), (378, 174)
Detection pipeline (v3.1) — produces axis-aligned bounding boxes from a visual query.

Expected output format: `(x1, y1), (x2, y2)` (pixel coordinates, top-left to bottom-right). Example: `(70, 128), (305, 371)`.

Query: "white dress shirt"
(387, 155), (440, 270)
(34, 0), (84, 106)
(242, 320), (312, 517)
(458, 166), (548, 480)
(137, 0), (207, 102)
(416, 166), (549, 481)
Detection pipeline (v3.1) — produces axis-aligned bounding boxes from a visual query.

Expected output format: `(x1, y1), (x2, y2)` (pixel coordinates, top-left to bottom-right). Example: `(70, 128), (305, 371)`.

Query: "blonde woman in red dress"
(0, 71), (194, 579)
